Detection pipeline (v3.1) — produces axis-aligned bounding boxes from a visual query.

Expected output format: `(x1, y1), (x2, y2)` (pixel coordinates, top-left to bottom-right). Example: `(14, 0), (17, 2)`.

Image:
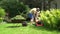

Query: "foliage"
(40, 9), (60, 29)
(11, 15), (26, 20)
(0, 7), (5, 17)
(0, 0), (30, 18)
(11, 15), (26, 23)
(0, 7), (5, 23)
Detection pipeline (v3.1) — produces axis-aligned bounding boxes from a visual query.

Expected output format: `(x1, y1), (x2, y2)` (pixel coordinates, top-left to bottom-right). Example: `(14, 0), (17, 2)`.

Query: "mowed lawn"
(0, 23), (60, 34)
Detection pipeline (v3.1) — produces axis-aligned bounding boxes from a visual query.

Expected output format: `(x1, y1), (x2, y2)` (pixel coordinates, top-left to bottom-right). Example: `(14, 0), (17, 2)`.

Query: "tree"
(0, 0), (30, 18)
(43, 0), (54, 11)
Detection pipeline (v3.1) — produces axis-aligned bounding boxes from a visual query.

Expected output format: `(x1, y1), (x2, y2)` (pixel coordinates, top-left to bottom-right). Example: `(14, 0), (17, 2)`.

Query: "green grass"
(0, 23), (60, 34)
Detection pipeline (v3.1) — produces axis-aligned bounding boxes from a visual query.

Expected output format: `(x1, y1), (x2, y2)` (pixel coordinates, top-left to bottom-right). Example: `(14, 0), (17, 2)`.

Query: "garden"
(0, 0), (60, 34)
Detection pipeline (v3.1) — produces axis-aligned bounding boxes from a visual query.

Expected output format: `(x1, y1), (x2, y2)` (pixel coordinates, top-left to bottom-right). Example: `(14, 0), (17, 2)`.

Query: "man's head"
(36, 8), (40, 11)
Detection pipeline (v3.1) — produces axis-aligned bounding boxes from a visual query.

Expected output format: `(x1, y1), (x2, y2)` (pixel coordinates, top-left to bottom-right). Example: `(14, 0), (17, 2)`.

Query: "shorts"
(28, 13), (34, 19)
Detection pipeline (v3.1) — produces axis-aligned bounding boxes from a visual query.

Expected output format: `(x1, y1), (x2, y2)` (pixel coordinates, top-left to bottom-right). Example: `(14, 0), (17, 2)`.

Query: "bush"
(0, 7), (5, 23)
(11, 15), (26, 23)
(40, 9), (60, 29)
(0, 7), (5, 17)
(0, 0), (30, 18)
(11, 15), (26, 20)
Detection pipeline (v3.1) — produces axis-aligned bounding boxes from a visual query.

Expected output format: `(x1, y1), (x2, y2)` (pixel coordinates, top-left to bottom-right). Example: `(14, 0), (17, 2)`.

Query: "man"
(28, 8), (40, 25)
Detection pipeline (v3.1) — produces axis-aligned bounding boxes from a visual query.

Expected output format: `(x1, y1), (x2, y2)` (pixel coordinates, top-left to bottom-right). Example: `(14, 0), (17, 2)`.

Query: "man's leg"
(30, 18), (35, 25)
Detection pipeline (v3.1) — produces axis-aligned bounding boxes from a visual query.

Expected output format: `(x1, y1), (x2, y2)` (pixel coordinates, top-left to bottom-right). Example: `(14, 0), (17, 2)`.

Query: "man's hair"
(36, 8), (40, 12)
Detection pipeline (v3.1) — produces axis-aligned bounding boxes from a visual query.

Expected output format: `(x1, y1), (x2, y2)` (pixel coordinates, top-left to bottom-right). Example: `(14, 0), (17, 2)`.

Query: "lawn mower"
(35, 20), (44, 26)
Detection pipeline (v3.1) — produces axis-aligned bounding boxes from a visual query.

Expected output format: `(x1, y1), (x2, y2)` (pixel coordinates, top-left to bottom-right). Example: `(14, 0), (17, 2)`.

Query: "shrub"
(11, 15), (26, 23)
(0, 7), (5, 23)
(11, 15), (25, 20)
(0, 7), (5, 17)
(40, 9), (60, 29)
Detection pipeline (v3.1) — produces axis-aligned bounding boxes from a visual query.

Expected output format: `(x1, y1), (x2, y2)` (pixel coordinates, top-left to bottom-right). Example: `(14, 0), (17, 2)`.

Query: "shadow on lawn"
(30, 25), (59, 32)
(7, 26), (20, 28)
